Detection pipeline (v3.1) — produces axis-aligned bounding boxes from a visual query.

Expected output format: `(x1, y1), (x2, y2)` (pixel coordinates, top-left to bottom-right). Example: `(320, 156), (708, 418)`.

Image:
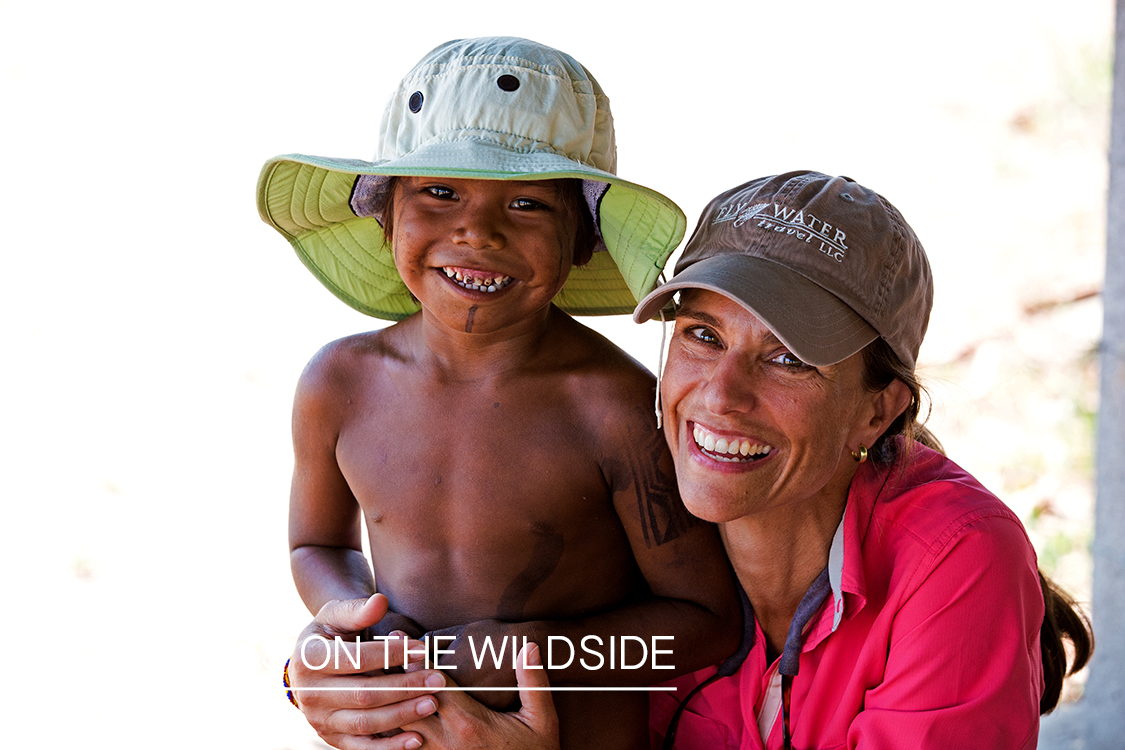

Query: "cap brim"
(633, 255), (878, 367)
(258, 145), (685, 319)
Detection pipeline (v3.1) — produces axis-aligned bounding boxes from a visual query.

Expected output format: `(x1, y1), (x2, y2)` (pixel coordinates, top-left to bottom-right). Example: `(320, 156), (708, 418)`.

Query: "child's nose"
(453, 202), (506, 250)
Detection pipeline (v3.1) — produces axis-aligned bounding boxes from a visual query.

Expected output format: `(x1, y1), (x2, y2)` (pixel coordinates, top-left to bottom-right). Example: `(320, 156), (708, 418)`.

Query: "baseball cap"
(633, 171), (932, 370)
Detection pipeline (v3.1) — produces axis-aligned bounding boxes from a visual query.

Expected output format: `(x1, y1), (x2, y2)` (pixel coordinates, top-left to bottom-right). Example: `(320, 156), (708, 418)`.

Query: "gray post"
(1040, 1), (1125, 746)
(1088, 0), (1125, 732)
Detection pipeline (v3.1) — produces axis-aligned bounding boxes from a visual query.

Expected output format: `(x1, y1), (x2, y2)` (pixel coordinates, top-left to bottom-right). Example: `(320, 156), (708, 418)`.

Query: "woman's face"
(660, 289), (890, 524)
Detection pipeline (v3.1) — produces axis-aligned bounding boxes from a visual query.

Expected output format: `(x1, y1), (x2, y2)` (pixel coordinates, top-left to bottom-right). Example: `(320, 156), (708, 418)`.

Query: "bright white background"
(0, 1), (1111, 746)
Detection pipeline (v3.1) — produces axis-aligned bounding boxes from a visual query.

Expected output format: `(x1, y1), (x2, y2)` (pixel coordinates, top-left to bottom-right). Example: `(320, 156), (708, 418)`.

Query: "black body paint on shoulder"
(624, 418), (698, 548)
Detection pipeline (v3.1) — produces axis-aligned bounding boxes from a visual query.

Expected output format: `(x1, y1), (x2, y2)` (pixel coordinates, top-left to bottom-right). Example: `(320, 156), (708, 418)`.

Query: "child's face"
(390, 177), (581, 334)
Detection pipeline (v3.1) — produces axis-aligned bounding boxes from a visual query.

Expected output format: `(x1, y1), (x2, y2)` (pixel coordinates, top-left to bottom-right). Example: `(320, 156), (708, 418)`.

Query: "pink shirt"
(651, 444), (1044, 749)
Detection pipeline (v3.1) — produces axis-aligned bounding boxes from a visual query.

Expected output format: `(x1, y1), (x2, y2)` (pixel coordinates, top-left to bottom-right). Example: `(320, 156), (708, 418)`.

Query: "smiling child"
(257, 37), (740, 750)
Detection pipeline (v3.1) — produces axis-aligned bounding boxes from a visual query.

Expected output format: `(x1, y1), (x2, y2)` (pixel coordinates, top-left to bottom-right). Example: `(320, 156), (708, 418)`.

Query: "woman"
(631, 171), (1092, 749)
(284, 171), (1092, 749)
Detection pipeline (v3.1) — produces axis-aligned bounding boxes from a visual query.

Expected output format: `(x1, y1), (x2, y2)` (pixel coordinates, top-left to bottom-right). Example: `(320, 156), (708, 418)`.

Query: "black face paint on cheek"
(555, 230), (571, 280)
(465, 304), (477, 333)
(554, 184), (573, 274)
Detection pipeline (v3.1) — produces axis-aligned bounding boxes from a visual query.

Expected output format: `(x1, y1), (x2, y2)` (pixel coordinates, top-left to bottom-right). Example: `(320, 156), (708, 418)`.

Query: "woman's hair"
(859, 337), (943, 464)
(1037, 571), (1094, 712)
(371, 176), (598, 266)
(859, 336), (1094, 714)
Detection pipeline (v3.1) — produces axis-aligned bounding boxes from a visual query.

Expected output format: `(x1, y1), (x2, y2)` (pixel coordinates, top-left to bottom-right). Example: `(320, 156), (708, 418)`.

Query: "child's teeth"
(443, 268), (513, 293)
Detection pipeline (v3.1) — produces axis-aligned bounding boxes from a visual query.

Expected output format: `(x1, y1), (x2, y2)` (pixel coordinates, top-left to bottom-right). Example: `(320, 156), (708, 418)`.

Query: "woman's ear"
(863, 378), (912, 443)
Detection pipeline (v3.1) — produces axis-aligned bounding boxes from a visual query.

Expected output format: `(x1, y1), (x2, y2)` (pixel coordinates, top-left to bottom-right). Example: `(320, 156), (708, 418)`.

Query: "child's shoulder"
(306, 327), (398, 370)
(558, 316), (653, 375)
(296, 326), (409, 399)
(554, 317), (658, 422)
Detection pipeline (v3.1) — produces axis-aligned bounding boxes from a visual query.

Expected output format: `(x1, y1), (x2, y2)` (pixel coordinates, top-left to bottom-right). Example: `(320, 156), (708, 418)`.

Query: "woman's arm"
(848, 514), (1044, 749)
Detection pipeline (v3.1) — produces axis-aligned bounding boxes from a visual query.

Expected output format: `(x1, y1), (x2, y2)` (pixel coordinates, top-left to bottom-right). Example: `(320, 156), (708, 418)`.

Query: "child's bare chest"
(336, 381), (609, 515)
(333, 379), (640, 624)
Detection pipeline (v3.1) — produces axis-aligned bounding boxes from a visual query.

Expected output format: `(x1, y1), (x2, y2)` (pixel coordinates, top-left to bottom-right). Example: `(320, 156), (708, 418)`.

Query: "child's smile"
(390, 177), (580, 334)
(442, 265), (515, 294)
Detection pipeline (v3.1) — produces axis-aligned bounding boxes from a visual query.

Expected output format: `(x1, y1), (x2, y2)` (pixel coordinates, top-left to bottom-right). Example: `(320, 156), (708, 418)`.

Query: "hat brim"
(257, 141), (686, 320)
(633, 254), (879, 367)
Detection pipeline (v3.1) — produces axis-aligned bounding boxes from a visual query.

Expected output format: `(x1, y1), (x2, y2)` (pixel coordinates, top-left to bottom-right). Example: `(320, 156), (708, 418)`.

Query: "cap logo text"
(714, 201), (848, 262)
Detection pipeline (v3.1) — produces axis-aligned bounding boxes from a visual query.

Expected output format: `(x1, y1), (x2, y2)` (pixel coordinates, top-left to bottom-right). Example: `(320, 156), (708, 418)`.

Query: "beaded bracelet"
(283, 658), (301, 709)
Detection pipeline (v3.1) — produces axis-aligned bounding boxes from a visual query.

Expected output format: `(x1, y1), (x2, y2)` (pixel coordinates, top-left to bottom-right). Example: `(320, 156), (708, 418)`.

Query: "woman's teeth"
(444, 267), (514, 293)
(693, 426), (772, 462)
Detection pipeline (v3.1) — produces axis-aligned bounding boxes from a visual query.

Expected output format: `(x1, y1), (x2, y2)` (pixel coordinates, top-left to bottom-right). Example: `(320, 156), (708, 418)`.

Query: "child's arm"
(430, 399), (741, 693)
(556, 406), (742, 684)
(288, 343), (423, 638)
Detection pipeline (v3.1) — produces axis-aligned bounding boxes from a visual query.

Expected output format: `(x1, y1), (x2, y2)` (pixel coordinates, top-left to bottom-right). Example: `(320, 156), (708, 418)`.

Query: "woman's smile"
(690, 422), (774, 464)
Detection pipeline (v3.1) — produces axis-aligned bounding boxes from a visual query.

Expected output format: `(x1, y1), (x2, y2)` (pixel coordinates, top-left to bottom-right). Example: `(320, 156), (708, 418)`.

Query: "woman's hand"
(403, 642), (561, 750)
(287, 594), (445, 750)
(422, 618), (537, 709)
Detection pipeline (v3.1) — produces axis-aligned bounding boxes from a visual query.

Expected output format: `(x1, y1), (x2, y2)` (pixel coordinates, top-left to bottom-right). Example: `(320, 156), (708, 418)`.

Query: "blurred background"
(0, 1), (1112, 746)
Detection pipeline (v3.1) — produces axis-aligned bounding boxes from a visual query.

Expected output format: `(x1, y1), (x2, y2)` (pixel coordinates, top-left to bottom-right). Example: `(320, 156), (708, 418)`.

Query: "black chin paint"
(465, 305), (478, 333)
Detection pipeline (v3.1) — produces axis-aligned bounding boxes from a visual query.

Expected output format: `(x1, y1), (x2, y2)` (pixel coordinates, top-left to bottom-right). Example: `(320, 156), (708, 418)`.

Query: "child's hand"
(424, 618), (538, 710)
(365, 612), (425, 642)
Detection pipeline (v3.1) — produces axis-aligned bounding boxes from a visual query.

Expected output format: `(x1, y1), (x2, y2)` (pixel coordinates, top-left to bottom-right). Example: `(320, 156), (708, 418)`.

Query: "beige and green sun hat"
(256, 36), (687, 320)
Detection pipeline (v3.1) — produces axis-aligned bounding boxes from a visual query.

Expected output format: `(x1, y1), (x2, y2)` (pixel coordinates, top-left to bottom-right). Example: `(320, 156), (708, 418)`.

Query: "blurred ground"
(0, 0), (1112, 745)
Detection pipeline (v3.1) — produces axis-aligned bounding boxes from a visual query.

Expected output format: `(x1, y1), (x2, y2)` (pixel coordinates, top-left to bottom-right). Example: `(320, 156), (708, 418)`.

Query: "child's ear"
(571, 207), (597, 267)
(572, 232), (597, 267)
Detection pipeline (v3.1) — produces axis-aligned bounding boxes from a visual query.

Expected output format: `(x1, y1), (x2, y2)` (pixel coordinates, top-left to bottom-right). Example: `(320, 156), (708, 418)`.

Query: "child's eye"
(422, 185), (457, 200)
(510, 197), (549, 211)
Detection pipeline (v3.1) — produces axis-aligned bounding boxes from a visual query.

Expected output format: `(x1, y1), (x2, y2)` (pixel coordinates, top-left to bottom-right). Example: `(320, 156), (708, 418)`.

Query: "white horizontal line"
(288, 686), (677, 692)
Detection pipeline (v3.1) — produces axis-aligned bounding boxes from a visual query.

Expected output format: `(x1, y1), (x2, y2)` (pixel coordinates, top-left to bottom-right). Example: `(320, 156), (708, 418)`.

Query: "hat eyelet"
(408, 91), (424, 113)
(840, 193), (854, 202)
(497, 74), (520, 92)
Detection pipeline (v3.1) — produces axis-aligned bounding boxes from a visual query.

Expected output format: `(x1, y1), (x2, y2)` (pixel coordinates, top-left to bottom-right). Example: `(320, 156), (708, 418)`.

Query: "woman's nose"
(702, 355), (757, 415)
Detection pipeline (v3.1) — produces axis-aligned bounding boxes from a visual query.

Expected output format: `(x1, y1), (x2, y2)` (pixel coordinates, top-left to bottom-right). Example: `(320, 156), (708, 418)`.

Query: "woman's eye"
(771, 351), (811, 369)
(684, 326), (721, 346)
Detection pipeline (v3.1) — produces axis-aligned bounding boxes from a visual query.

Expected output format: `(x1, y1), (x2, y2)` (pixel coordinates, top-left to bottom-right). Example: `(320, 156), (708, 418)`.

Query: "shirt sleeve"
(847, 510), (1044, 749)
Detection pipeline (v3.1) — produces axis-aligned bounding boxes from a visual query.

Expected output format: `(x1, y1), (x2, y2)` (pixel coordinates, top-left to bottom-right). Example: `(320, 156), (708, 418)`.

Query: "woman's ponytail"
(1038, 570), (1094, 714)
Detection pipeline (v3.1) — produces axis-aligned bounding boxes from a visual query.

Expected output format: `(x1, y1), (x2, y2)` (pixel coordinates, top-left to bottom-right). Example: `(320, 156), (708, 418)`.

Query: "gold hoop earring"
(851, 445), (868, 463)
